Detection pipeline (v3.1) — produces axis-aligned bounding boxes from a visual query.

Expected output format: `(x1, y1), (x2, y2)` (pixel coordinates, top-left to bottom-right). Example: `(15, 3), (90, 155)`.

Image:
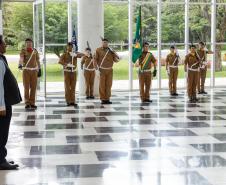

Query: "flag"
(72, 26), (78, 53)
(132, 6), (142, 63)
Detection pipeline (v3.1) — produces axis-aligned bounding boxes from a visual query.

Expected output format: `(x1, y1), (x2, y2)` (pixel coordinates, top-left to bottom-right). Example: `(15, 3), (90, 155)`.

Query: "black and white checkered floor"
(1, 88), (226, 185)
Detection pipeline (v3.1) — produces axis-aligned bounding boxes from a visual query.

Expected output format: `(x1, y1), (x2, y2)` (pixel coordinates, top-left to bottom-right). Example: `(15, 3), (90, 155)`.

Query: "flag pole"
(129, 0), (134, 91)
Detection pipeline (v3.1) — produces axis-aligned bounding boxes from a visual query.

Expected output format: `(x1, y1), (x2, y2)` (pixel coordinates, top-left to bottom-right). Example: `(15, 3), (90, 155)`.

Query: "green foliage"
(104, 4), (128, 42)
(3, 3), (33, 49)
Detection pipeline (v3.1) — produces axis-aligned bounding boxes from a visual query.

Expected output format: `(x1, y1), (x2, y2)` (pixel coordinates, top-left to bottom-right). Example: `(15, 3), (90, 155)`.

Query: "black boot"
(0, 161), (19, 170)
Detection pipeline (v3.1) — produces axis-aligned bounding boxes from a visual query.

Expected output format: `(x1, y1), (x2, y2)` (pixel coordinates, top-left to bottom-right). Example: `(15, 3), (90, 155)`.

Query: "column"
(42, 0), (46, 97)
(185, 0), (189, 54)
(68, 0), (72, 41)
(77, 0), (104, 96)
(0, 0), (3, 35)
(211, 0), (216, 88)
(128, 0), (134, 91)
(157, 0), (162, 89)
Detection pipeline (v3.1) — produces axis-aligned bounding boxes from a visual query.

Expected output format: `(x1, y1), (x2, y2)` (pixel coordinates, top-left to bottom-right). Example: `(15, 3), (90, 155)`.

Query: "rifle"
(87, 41), (93, 58)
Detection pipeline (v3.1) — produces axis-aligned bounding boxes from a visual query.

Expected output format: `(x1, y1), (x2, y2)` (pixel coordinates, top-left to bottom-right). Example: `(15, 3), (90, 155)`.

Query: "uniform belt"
(139, 69), (152, 73)
(23, 67), (38, 71)
(100, 67), (112, 70)
(200, 65), (207, 69)
(169, 65), (178, 68)
(188, 68), (199, 72)
(64, 69), (76, 72)
(84, 68), (95, 71)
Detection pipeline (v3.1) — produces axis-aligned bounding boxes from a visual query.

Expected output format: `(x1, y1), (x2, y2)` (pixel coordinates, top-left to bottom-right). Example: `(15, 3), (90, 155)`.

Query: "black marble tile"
(158, 109), (190, 113)
(27, 115), (62, 120)
(75, 105), (105, 109)
(200, 110), (226, 114)
(119, 119), (157, 125)
(46, 123), (83, 130)
(57, 164), (112, 178)
(131, 139), (177, 148)
(95, 149), (148, 161)
(53, 110), (85, 114)
(170, 122), (210, 128)
(131, 103), (157, 107)
(139, 114), (175, 118)
(150, 129), (197, 137)
(66, 134), (113, 143)
(191, 143), (226, 153)
(95, 151), (127, 161)
(114, 107), (145, 111)
(93, 112), (128, 116)
(13, 108), (35, 112)
(72, 117), (108, 122)
(171, 155), (226, 168)
(24, 131), (55, 138)
(36, 99), (52, 102)
(93, 101), (122, 105)
(187, 116), (225, 121)
(214, 106), (226, 110)
(12, 121), (36, 126)
(211, 134), (226, 141)
(170, 104), (201, 108)
(20, 158), (42, 168)
(30, 145), (81, 155)
(95, 127), (133, 133)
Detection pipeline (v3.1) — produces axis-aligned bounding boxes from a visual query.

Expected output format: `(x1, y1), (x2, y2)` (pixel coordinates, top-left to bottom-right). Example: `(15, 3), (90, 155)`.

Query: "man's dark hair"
(190, 44), (196, 49)
(143, 42), (149, 47)
(170, 45), (175, 49)
(0, 35), (3, 45)
(25, 38), (33, 42)
(67, 42), (73, 46)
(199, 41), (205, 46)
(85, 48), (91, 51)
(102, 38), (109, 42)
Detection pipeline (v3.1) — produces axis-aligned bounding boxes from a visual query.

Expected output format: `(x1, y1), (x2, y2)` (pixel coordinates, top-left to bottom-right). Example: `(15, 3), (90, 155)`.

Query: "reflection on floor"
(1, 88), (226, 185)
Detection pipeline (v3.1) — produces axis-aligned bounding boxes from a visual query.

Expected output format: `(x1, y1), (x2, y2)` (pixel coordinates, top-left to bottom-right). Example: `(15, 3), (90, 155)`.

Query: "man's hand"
(18, 64), (23, 70)
(153, 69), (157, 77)
(0, 110), (6, 117)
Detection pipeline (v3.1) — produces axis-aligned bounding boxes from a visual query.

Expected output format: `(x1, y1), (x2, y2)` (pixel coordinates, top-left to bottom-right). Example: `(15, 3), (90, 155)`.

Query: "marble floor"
(1, 88), (226, 185)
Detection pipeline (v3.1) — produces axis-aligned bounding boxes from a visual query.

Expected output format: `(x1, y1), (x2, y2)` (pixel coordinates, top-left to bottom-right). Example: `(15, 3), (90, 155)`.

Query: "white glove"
(70, 52), (77, 58)
(67, 63), (75, 68)
(96, 69), (100, 77)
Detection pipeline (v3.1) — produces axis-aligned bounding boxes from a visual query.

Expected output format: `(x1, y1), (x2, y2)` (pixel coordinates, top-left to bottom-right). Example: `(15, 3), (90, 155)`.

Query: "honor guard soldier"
(166, 45), (180, 96)
(94, 38), (120, 105)
(135, 42), (157, 103)
(196, 41), (213, 94)
(59, 42), (84, 107)
(184, 45), (200, 103)
(18, 38), (41, 110)
(81, 48), (95, 99)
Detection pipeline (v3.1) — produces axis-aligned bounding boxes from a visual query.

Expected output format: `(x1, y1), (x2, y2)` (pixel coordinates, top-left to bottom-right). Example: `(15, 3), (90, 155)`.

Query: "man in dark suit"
(0, 35), (22, 170)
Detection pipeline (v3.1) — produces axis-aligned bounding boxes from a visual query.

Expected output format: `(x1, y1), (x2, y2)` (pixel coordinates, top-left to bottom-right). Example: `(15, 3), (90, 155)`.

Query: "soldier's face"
(190, 47), (196, 53)
(86, 50), (91, 55)
(26, 41), (33, 48)
(199, 44), (205, 49)
(170, 48), (175, 53)
(143, 45), (149, 52)
(102, 41), (108, 48)
(0, 40), (7, 54)
(67, 45), (73, 52)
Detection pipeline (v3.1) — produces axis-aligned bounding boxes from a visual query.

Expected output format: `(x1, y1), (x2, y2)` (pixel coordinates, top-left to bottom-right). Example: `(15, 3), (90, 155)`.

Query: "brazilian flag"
(132, 6), (142, 63)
